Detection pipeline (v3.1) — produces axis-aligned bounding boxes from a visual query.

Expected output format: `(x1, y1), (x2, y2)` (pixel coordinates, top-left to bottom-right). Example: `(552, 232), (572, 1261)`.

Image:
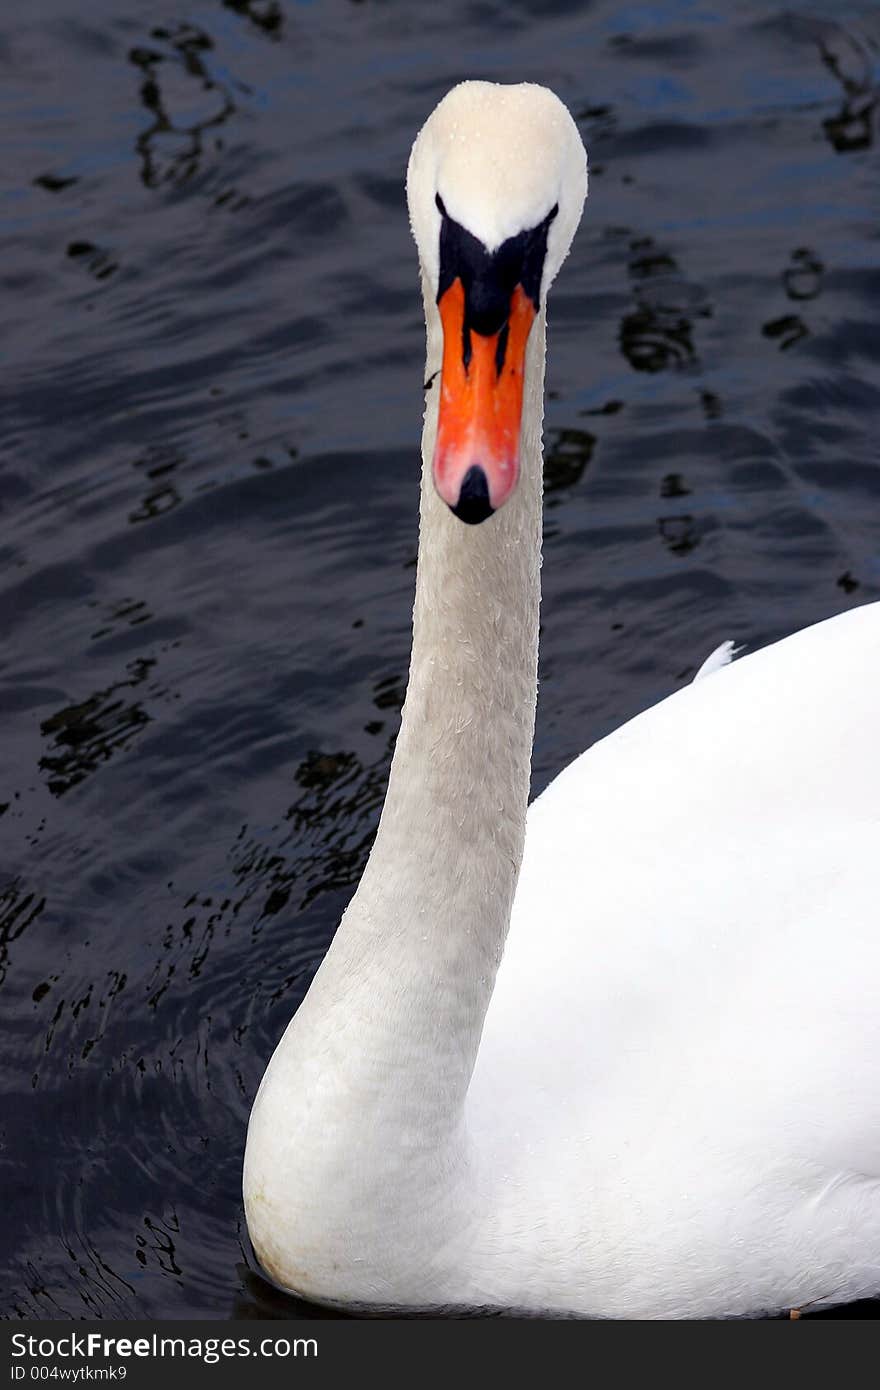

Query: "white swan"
(243, 80), (880, 1319)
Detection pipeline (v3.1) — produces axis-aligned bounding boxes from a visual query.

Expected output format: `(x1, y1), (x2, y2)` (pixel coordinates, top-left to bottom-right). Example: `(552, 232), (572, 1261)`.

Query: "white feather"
(693, 639), (742, 681)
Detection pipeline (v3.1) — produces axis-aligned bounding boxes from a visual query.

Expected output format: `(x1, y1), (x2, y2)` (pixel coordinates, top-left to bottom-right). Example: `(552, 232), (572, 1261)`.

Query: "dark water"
(2, 0), (878, 1320)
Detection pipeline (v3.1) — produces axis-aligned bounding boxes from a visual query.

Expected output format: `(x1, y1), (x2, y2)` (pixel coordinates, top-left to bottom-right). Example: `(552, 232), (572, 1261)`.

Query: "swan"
(243, 80), (880, 1319)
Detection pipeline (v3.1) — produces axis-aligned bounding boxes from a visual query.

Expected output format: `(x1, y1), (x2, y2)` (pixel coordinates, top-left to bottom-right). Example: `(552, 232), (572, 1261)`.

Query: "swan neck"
(280, 292), (546, 1157)
(243, 292), (548, 1291)
(333, 293), (546, 1114)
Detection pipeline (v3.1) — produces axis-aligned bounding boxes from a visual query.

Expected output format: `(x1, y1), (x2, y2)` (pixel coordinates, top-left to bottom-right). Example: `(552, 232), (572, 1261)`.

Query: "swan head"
(407, 81), (587, 522)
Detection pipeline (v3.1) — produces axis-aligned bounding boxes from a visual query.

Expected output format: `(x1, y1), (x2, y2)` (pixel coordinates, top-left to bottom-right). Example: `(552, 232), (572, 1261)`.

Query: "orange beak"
(433, 278), (536, 523)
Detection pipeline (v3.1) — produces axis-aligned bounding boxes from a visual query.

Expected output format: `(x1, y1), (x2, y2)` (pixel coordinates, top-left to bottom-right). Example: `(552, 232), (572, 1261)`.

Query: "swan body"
(244, 80), (880, 1318)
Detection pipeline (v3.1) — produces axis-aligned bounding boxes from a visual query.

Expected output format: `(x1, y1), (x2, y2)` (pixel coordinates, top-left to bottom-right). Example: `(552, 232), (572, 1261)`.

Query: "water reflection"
(33, 174), (79, 193)
(762, 314), (809, 351)
(660, 472), (691, 500)
(619, 236), (709, 373)
(222, 0), (284, 40)
(285, 735), (396, 910)
(129, 24), (236, 188)
(0, 882), (46, 989)
(819, 28), (877, 153)
(234, 1263), (350, 1320)
(39, 659), (157, 797)
(784, 248), (824, 302)
(66, 240), (118, 282)
(658, 514), (700, 557)
(544, 427), (596, 503)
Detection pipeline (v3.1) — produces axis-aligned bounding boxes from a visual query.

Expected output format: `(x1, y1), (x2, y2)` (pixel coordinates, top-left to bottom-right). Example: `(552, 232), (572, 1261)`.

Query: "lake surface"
(2, 0), (878, 1319)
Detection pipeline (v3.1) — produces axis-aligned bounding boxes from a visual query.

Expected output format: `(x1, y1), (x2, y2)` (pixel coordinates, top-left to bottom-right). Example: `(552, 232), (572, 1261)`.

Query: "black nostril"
(451, 465), (494, 525)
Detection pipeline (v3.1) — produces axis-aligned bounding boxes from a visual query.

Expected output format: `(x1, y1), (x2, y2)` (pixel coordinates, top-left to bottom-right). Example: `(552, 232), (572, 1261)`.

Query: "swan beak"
(433, 278), (536, 524)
